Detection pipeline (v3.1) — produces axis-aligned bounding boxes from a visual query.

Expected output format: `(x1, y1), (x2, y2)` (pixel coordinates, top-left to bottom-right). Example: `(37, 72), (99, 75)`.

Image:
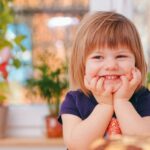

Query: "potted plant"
(27, 51), (68, 138)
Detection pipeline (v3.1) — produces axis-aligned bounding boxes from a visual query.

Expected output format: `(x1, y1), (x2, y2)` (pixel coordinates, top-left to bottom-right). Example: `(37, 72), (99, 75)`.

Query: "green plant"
(0, 0), (26, 104)
(147, 72), (150, 83)
(27, 52), (68, 116)
(147, 72), (150, 89)
(0, 0), (26, 68)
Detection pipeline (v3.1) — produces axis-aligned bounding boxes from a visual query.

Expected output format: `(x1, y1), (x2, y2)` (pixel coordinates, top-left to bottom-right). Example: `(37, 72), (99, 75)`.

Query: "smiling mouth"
(101, 75), (120, 80)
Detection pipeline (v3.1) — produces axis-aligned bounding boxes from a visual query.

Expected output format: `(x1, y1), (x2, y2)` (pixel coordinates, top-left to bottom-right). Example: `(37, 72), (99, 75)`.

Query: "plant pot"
(45, 115), (62, 138)
(0, 106), (8, 138)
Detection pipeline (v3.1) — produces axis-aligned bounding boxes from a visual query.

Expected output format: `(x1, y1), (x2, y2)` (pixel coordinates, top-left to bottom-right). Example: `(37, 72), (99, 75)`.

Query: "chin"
(104, 83), (121, 93)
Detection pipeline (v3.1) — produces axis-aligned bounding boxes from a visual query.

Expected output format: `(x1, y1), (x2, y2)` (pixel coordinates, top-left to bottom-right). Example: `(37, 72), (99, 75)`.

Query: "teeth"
(105, 75), (119, 80)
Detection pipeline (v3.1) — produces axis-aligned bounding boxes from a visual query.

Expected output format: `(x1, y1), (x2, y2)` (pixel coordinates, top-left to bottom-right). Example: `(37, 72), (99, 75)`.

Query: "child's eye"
(92, 56), (103, 59)
(116, 55), (127, 58)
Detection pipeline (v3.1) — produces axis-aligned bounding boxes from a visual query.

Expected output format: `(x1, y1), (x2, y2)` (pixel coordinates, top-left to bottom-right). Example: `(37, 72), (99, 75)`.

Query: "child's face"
(85, 47), (135, 92)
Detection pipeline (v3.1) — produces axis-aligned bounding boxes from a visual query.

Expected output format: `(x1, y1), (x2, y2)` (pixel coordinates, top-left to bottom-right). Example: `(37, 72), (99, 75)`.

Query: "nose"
(104, 58), (118, 71)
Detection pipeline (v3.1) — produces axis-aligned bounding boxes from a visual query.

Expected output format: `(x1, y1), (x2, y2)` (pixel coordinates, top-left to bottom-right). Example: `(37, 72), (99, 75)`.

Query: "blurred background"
(0, 0), (150, 149)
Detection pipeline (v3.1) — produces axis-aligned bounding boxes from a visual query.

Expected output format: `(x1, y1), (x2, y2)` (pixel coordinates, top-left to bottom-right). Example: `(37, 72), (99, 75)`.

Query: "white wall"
(89, 0), (133, 19)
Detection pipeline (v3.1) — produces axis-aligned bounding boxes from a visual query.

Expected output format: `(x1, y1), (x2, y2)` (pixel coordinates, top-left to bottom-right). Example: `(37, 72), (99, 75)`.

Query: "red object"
(0, 61), (8, 79)
(45, 115), (62, 138)
(106, 118), (122, 137)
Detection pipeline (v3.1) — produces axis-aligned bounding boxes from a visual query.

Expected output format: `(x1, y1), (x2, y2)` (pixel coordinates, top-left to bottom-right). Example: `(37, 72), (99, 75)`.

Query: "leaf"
(12, 58), (21, 68)
(0, 39), (13, 50)
(0, 95), (6, 102)
(19, 44), (26, 52)
(0, 2), (4, 12)
(14, 35), (26, 45)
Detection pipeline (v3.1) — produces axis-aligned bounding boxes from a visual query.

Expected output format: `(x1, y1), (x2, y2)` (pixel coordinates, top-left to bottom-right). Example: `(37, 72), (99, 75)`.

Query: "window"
(8, 0), (88, 104)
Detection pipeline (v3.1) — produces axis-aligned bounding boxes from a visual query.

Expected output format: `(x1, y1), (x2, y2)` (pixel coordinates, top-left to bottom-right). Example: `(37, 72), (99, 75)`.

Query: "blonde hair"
(69, 11), (147, 95)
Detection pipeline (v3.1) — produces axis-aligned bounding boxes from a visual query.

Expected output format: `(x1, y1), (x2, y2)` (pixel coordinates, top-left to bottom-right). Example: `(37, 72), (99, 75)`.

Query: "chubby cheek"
(122, 60), (135, 80)
(124, 67), (134, 81)
(85, 70), (95, 82)
(85, 64), (100, 79)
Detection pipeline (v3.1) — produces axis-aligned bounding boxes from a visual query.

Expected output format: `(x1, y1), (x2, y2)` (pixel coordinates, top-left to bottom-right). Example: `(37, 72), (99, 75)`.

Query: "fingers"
(120, 68), (141, 89)
(120, 75), (129, 89)
(96, 77), (104, 92)
(103, 86), (113, 96)
(84, 76), (113, 105)
(84, 75), (105, 93)
(90, 76), (100, 91)
(84, 75), (99, 91)
(130, 68), (142, 87)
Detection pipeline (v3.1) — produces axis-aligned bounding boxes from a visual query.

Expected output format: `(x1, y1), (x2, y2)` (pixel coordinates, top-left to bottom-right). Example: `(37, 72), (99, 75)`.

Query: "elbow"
(64, 137), (79, 150)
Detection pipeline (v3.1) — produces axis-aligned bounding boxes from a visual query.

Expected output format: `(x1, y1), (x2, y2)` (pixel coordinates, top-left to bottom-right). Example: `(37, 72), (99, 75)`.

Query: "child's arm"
(62, 103), (113, 150)
(114, 100), (150, 136)
(114, 68), (150, 136)
(61, 76), (114, 150)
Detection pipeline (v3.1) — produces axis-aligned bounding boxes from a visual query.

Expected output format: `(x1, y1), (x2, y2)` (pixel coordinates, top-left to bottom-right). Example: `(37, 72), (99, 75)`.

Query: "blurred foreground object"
(105, 118), (122, 138)
(91, 135), (150, 150)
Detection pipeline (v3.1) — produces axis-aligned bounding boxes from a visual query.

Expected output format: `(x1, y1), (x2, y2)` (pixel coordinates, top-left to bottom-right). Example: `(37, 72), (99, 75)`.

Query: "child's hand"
(84, 75), (113, 105)
(113, 68), (142, 102)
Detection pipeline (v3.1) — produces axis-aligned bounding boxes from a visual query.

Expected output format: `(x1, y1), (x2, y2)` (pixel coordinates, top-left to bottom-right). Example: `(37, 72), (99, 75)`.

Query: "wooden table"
(0, 138), (66, 150)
